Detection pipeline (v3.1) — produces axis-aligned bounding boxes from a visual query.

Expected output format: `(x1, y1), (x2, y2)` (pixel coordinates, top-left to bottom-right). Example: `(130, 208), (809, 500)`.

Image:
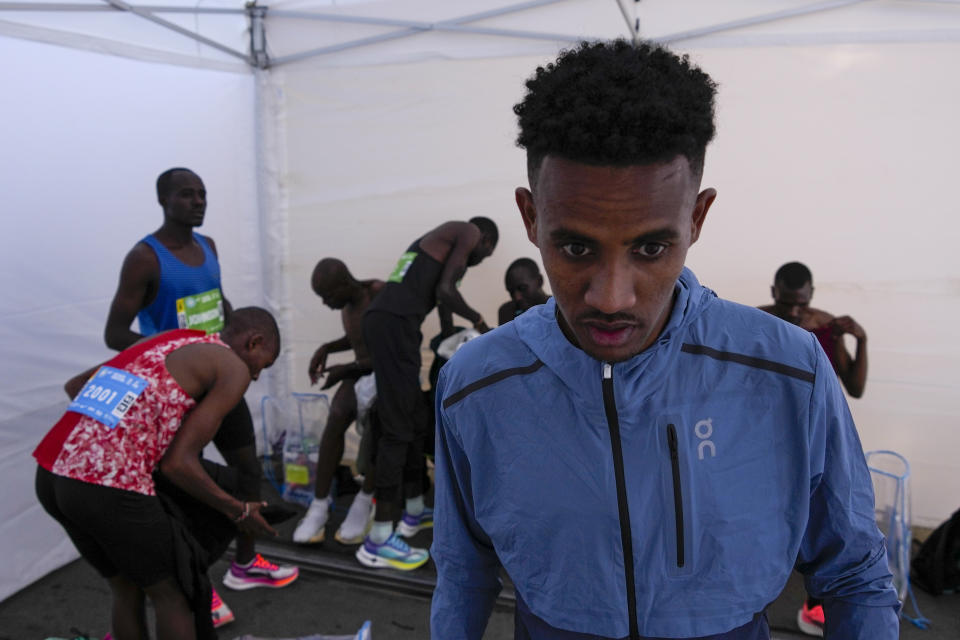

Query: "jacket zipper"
(667, 423), (685, 568)
(601, 363), (639, 640)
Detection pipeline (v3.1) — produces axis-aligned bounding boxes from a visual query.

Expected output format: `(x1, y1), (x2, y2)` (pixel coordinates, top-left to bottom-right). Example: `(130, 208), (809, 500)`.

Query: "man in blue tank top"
(355, 218), (497, 571)
(104, 168), (297, 629)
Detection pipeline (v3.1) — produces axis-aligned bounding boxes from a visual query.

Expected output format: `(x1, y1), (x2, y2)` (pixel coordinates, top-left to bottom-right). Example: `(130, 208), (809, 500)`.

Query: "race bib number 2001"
(176, 288), (225, 333)
(67, 366), (149, 429)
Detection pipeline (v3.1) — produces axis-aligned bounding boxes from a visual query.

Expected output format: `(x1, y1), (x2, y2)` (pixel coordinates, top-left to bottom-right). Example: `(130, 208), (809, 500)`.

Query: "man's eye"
(561, 243), (590, 257)
(635, 243), (667, 258)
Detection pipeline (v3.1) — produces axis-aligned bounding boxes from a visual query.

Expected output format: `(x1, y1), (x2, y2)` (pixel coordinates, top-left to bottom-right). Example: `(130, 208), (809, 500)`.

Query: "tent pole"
(616, 0), (640, 45)
(657, 0), (869, 45)
(249, 3), (269, 69)
(99, 0), (250, 62)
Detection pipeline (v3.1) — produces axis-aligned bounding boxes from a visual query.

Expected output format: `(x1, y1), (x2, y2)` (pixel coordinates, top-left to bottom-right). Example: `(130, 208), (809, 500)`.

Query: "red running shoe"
(796, 600), (825, 637)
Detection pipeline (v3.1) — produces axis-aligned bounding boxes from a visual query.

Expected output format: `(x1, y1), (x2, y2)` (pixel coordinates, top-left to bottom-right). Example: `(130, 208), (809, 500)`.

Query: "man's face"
(516, 155), (715, 363)
(770, 282), (813, 325)
(162, 171), (206, 227)
(241, 337), (278, 381)
(316, 281), (353, 310)
(467, 238), (495, 267)
(505, 268), (544, 312)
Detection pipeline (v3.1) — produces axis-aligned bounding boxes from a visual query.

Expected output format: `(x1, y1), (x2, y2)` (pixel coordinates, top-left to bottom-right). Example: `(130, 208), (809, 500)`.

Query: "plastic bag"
(353, 373), (377, 436)
(260, 393), (329, 507)
(436, 328), (481, 359)
(866, 450), (929, 629)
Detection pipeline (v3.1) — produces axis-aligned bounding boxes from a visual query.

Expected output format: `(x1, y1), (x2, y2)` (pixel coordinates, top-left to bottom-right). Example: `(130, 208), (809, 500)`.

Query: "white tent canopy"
(3, 0), (959, 603)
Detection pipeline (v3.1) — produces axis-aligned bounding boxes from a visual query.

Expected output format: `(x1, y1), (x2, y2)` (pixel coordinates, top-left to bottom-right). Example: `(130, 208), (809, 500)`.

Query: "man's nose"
(512, 290), (525, 303)
(583, 259), (637, 315)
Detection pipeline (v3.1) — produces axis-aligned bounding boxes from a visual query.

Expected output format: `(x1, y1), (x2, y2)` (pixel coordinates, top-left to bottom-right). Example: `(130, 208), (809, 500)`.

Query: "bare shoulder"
(165, 341), (247, 398)
(366, 279), (385, 294)
(432, 220), (479, 242)
(198, 233), (219, 256)
(122, 241), (160, 276)
(808, 308), (834, 326)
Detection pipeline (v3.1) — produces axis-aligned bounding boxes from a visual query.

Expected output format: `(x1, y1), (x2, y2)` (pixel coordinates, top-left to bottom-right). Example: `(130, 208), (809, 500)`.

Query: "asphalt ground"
(3, 481), (956, 639)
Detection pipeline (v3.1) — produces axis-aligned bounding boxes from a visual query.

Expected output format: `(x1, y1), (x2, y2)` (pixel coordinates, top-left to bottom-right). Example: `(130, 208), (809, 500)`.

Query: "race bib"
(176, 288), (225, 333)
(387, 252), (417, 283)
(67, 366), (149, 429)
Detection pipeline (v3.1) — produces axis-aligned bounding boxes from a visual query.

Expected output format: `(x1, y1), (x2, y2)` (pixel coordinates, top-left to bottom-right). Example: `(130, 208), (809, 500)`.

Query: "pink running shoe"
(796, 600), (825, 637)
(222, 553), (299, 590)
(211, 587), (235, 628)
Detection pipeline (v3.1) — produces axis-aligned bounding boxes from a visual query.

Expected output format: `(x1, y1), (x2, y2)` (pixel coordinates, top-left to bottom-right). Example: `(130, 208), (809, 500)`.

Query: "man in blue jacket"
(430, 40), (899, 639)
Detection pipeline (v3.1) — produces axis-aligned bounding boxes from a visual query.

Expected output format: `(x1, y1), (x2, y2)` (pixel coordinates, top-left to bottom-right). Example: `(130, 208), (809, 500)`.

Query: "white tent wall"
(3, 0), (960, 604)
(277, 42), (959, 530)
(0, 37), (262, 601)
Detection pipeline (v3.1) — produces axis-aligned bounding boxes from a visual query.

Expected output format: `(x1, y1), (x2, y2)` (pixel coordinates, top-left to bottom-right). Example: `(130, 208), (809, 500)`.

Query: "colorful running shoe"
(222, 553), (299, 590)
(210, 587), (235, 628)
(397, 506), (434, 538)
(796, 600), (825, 637)
(355, 532), (429, 570)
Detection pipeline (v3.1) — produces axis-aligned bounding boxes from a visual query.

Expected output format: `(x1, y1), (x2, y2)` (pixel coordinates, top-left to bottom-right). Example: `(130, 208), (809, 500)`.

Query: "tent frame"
(4, 0), (960, 69)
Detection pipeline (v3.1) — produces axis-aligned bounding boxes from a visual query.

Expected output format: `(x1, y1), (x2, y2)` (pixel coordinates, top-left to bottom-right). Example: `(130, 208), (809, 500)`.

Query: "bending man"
(358, 217), (497, 570)
(35, 308), (279, 640)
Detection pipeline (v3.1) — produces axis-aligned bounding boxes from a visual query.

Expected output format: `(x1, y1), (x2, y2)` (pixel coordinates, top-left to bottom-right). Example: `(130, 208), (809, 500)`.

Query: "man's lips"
(582, 321), (637, 347)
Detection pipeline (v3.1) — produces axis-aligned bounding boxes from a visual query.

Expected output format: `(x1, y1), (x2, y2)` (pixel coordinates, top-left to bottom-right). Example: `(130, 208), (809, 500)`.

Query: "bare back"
(342, 279), (384, 360)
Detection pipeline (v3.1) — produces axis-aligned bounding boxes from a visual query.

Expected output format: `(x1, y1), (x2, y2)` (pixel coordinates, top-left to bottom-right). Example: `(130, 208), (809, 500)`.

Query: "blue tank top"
(136, 233), (224, 336)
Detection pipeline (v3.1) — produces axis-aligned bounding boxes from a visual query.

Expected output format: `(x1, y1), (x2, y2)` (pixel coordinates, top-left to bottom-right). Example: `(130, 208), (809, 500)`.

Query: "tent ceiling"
(1, 0), (960, 70)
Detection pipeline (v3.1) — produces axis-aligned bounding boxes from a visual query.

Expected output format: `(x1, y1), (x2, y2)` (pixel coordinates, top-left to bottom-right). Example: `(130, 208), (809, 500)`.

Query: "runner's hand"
(830, 316), (866, 341)
(236, 501), (278, 538)
(308, 344), (330, 385)
(321, 363), (353, 390)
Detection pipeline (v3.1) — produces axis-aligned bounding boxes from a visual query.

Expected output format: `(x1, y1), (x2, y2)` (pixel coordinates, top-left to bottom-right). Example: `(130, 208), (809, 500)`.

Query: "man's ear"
(689, 187), (717, 245)
(246, 333), (264, 352)
(515, 187), (539, 247)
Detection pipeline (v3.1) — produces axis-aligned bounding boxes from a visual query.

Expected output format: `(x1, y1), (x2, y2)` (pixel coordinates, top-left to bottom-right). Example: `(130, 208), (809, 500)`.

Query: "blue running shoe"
(355, 532), (429, 570)
(397, 507), (434, 538)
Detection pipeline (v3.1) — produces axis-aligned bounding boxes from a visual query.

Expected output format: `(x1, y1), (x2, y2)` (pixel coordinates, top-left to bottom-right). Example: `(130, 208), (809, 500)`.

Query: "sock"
(405, 495), (424, 517)
(310, 494), (332, 514)
(339, 491), (374, 539)
(369, 520), (393, 544)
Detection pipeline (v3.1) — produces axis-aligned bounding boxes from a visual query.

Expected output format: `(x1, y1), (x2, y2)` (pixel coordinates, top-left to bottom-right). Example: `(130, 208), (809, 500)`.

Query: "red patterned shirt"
(34, 330), (229, 496)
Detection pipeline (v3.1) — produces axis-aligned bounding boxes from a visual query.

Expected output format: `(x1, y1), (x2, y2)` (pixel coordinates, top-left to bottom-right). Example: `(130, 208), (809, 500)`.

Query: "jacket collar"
(513, 267), (709, 400)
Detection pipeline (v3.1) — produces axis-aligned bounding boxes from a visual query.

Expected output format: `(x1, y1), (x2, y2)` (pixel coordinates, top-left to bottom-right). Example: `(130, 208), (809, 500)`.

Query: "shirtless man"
(292, 258), (383, 545)
(103, 168), (296, 626)
(497, 257), (550, 326)
(357, 217), (497, 570)
(35, 308), (279, 640)
(760, 261), (868, 636)
(760, 261), (867, 398)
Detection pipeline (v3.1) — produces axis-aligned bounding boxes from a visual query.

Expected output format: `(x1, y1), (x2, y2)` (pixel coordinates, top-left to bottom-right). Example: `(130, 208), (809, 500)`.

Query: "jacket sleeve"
(430, 369), (502, 640)
(796, 341), (900, 638)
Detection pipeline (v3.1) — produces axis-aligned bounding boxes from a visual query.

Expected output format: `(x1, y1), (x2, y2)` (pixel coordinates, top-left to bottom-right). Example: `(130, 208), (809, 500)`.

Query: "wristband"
(233, 502), (250, 523)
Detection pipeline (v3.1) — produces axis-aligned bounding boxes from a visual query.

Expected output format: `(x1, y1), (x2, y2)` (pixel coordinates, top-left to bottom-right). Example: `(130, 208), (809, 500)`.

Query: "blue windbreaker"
(431, 268), (899, 639)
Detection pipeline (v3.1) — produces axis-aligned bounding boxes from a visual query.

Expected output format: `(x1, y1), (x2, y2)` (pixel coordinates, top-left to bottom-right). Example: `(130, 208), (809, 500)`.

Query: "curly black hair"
(514, 40), (717, 185)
